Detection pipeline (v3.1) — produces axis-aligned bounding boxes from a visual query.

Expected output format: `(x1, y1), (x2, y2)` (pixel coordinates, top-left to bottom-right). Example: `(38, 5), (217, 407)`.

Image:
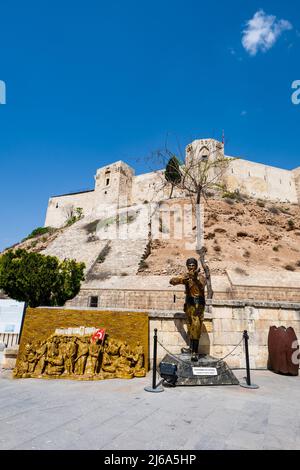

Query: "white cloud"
(242, 9), (292, 56)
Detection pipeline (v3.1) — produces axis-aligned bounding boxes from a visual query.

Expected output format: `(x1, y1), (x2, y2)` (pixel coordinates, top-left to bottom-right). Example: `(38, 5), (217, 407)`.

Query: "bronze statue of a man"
(169, 258), (206, 361)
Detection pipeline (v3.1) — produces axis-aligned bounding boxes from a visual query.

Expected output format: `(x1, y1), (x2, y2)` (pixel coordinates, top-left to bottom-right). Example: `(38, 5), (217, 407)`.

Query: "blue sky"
(0, 0), (299, 251)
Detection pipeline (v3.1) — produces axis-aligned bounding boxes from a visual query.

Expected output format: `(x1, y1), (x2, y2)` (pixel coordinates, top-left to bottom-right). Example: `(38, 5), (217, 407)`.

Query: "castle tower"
(185, 138), (225, 185)
(94, 160), (135, 207)
(185, 138), (224, 165)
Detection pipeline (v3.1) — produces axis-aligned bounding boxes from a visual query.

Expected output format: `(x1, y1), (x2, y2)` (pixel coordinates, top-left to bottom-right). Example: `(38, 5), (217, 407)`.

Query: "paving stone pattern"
(0, 369), (299, 450)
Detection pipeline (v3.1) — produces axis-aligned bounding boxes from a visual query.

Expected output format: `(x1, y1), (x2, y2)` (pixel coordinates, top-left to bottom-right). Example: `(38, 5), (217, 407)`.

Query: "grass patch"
(23, 226), (54, 241)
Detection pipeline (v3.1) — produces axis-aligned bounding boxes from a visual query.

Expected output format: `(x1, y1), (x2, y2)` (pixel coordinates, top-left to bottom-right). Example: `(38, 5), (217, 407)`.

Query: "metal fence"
(0, 333), (19, 348)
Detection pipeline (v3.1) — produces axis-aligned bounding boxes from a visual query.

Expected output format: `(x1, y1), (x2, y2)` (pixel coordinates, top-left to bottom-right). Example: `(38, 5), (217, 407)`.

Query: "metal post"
(240, 330), (259, 389)
(153, 328), (160, 389)
(144, 328), (164, 393)
(18, 302), (27, 345)
(244, 330), (251, 385)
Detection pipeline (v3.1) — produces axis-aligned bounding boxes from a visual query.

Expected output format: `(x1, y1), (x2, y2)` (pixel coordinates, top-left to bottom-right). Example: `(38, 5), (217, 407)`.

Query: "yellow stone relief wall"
(14, 308), (149, 380)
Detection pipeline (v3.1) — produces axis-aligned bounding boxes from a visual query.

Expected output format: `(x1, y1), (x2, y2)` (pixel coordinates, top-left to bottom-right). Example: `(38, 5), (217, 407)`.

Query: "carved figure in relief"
(65, 337), (78, 374)
(74, 338), (89, 375)
(132, 341), (146, 377)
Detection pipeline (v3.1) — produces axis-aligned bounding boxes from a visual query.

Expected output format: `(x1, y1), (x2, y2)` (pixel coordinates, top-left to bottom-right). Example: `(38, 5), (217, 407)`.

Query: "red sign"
(91, 328), (106, 343)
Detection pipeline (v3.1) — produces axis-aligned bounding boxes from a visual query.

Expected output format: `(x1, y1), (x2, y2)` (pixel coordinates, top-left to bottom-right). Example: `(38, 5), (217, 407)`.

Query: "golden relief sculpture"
(14, 328), (146, 380)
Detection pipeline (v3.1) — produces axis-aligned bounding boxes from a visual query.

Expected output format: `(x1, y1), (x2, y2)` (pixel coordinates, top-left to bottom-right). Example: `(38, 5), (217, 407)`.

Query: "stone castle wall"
(44, 139), (300, 228)
(224, 158), (298, 203)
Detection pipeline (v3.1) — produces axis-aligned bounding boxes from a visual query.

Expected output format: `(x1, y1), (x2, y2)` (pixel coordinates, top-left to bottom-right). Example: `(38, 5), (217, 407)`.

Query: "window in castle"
(248, 171), (251, 177)
(104, 191), (107, 194)
(89, 296), (99, 308)
(202, 155), (208, 161)
(106, 178), (110, 186)
(56, 203), (59, 208)
(264, 175), (267, 181)
(280, 179), (282, 184)
(231, 169), (234, 174)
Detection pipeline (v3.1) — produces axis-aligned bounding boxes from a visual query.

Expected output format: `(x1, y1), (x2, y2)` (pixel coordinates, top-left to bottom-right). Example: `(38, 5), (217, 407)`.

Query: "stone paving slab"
(0, 369), (299, 450)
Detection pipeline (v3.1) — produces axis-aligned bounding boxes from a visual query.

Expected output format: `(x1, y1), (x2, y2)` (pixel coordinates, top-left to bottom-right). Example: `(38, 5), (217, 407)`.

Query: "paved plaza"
(0, 369), (299, 450)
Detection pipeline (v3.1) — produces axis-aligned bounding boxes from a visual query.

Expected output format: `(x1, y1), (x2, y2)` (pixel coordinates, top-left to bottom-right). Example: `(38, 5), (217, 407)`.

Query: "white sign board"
(192, 367), (218, 376)
(0, 299), (25, 334)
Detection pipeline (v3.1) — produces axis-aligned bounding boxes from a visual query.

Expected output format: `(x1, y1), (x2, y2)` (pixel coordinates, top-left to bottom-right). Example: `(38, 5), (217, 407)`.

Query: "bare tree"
(151, 140), (234, 299)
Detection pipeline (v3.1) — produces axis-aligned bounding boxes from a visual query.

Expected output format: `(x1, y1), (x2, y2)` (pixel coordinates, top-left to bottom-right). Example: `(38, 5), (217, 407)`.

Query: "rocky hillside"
(2, 193), (300, 279)
(138, 194), (300, 276)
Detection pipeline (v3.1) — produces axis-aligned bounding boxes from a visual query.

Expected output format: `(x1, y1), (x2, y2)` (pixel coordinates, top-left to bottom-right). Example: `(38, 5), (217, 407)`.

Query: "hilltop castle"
(45, 139), (300, 228)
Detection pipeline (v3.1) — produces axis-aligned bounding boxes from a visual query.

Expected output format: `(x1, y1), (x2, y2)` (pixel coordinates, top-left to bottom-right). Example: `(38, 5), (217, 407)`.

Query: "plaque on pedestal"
(159, 353), (239, 386)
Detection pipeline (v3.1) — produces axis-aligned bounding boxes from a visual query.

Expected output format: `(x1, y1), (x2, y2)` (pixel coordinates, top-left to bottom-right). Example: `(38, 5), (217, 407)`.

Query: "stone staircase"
(41, 216), (107, 274)
(88, 238), (149, 279)
(42, 206), (149, 278)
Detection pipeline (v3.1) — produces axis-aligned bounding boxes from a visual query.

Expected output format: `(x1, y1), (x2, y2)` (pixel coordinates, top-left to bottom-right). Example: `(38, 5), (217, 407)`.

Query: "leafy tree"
(164, 155), (182, 198)
(0, 249), (85, 307)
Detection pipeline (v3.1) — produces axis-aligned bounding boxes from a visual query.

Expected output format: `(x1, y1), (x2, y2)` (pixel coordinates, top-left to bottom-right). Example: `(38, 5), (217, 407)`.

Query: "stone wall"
(45, 190), (96, 228)
(148, 300), (300, 369)
(66, 284), (300, 310)
(223, 158), (298, 203)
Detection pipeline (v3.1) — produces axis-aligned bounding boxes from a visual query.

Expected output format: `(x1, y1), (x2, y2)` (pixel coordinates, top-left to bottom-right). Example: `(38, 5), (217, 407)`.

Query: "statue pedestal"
(159, 353), (239, 386)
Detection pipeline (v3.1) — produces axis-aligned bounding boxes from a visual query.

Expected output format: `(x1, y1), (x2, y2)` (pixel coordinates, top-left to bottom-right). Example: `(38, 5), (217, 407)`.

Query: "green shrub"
(256, 199), (265, 207)
(66, 207), (84, 227)
(139, 260), (149, 270)
(224, 197), (235, 205)
(284, 264), (295, 271)
(222, 191), (236, 199)
(23, 226), (53, 241)
(0, 249), (85, 307)
(273, 245), (279, 252)
(268, 206), (280, 215)
(288, 219), (295, 229)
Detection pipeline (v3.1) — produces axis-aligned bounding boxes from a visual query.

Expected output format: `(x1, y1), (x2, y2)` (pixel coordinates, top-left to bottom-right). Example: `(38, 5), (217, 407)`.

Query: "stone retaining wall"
(67, 286), (300, 310)
(149, 300), (300, 369)
(4, 301), (299, 372)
